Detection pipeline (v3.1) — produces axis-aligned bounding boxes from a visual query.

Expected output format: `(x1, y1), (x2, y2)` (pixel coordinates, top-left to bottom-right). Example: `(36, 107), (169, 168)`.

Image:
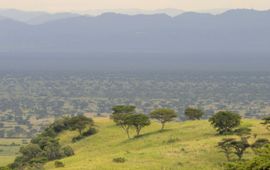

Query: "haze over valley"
(1, 2), (270, 169)
(0, 9), (270, 71)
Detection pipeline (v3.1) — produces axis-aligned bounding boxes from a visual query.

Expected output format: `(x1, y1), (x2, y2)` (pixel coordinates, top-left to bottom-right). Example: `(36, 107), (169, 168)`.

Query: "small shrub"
(113, 157), (126, 163)
(61, 146), (74, 157)
(72, 127), (97, 142)
(54, 161), (65, 168)
(82, 127), (97, 137)
(177, 162), (184, 166)
(72, 135), (84, 143)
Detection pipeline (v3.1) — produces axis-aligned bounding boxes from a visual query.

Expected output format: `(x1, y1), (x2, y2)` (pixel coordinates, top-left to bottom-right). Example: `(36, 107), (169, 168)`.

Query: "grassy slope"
(43, 118), (268, 170)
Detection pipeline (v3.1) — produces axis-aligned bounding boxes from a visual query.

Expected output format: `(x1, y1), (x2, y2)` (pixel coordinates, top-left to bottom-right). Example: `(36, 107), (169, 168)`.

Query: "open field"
(42, 118), (270, 170)
(0, 138), (29, 167)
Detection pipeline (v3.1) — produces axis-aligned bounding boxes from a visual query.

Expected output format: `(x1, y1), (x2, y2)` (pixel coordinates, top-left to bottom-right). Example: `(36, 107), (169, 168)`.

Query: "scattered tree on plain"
(112, 113), (132, 138)
(230, 137), (250, 160)
(150, 108), (177, 130)
(218, 137), (249, 161)
(111, 105), (136, 138)
(209, 111), (241, 134)
(127, 114), (150, 136)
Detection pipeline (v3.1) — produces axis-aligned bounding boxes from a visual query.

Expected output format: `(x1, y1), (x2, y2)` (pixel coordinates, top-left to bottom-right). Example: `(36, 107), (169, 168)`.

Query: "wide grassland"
(44, 118), (269, 170)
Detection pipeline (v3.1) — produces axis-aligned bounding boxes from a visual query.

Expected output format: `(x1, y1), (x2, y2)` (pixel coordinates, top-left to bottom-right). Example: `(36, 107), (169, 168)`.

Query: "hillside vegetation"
(42, 117), (269, 170)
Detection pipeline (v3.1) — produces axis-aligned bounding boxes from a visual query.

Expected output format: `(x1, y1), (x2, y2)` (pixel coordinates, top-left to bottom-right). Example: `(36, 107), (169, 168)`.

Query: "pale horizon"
(0, 0), (269, 13)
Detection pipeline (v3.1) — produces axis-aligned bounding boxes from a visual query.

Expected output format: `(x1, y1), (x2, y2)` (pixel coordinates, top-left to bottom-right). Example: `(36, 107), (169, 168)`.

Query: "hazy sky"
(0, 0), (270, 12)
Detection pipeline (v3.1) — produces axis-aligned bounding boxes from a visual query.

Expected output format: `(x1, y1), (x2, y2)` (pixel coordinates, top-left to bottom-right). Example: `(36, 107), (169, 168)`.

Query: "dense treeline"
(1, 71), (270, 138)
(0, 115), (97, 170)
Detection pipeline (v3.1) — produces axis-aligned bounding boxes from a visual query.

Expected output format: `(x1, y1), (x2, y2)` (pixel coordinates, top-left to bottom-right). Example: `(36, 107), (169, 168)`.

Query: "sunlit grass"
(43, 118), (269, 170)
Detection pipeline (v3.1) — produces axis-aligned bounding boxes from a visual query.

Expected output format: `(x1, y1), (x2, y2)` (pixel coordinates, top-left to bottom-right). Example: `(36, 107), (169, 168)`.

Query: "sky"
(0, 0), (269, 12)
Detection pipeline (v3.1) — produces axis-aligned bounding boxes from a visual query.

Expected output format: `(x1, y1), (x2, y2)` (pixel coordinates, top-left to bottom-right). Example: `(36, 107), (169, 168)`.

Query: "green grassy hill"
(42, 118), (269, 170)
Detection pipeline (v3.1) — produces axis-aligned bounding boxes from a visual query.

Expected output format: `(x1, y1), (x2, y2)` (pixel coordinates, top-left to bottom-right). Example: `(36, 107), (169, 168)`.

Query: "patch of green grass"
(36, 118), (270, 169)
(0, 138), (30, 167)
(0, 156), (16, 167)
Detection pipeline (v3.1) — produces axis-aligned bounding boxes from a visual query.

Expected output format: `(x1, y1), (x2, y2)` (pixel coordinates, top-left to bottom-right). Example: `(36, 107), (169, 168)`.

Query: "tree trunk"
(136, 128), (141, 136)
(126, 127), (130, 139)
(161, 122), (165, 130)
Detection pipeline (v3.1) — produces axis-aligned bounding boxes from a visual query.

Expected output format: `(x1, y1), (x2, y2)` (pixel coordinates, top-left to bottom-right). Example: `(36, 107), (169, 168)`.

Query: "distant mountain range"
(79, 8), (186, 17)
(0, 8), (228, 24)
(0, 9), (79, 24)
(0, 9), (270, 71)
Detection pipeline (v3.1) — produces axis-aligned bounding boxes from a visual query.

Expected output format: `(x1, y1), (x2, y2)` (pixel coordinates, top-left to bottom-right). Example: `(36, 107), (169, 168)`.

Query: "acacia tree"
(111, 105), (136, 138)
(218, 137), (250, 161)
(150, 108), (177, 130)
(209, 111), (241, 135)
(68, 115), (94, 135)
(230, 137), (250, 160)
(226, 144), (270, 170)
(127, 114), (150, 136)
(111, 113), (132, 138)
(184, 107), (204, 120)
(218, 138), (235, 161)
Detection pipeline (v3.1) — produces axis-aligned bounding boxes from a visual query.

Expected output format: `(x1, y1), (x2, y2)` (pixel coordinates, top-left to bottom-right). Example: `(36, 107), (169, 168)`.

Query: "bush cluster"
(72, 127), (97, 142)
(7, 115), (96, 169)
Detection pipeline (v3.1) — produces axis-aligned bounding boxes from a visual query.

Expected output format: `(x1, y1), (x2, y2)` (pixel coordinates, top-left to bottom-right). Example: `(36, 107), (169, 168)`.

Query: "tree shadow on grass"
(119, 129), (173, 145)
